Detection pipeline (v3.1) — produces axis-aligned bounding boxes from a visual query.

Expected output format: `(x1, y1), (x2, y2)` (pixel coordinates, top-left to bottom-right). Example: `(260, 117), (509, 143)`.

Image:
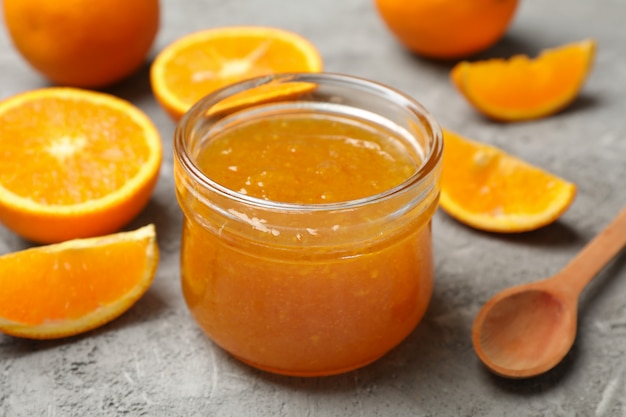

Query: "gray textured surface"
(1, 0), (626, 415)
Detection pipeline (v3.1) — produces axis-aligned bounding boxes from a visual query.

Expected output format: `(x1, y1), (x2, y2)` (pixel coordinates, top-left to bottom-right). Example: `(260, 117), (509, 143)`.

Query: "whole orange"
(3, 0), (159, 88)
(374, 0), (519, 59)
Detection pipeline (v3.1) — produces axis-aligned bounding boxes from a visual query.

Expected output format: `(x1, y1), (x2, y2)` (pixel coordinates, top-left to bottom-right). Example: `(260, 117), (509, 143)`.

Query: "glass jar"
(173, 72), (443, 376)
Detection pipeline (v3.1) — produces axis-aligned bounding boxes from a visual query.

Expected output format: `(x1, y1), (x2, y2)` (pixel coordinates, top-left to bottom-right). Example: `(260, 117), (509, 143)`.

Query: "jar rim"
(174, 72), (443, 212)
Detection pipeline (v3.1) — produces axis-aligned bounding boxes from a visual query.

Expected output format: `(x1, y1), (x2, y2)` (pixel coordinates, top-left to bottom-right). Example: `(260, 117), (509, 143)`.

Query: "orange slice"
(206, 79), (318, 117)
(451, 39), (596, 121)
(150, 26), (324, 121)
(0, 224), (158, 339)
(439, 129), (576, 232)
(0, 87), (162, 244)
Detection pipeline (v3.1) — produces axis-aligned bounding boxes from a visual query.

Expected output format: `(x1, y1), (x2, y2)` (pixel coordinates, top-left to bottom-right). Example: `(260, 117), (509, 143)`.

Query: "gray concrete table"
(1, 0), (625, 415)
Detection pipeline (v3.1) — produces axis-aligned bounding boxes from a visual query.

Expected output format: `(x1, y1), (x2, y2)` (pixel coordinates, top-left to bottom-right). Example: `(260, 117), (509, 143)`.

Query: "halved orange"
(150, 26), (324, 121)
(0, 224), (158, 339)
(451, 39), (596, 121)
(439, 129), (576, 232)
(0, 87), (162, 243)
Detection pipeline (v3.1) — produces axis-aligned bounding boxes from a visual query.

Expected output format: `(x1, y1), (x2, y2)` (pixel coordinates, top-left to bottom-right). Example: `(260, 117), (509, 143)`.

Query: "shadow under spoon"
(472, 206), (626, 379)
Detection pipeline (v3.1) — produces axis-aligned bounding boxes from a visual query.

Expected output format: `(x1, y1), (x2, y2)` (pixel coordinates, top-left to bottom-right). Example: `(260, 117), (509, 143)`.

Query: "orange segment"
(439, 129), (576, 232)
(150, 26), (323, 121)
(451, 39), (596, 121)
(0, 87), (162, 243)
(0, 224), (159, 339)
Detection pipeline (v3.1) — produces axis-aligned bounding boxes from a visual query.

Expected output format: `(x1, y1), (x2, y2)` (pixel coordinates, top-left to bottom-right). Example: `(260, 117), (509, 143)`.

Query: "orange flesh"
(0, 239), (150, 325)
(0, 96), (150, 205)
(179, 114), (435, 376)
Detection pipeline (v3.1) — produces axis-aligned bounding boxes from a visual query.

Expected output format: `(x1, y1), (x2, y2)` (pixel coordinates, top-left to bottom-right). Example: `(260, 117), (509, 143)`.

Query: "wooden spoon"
(472, 206), (626, 378)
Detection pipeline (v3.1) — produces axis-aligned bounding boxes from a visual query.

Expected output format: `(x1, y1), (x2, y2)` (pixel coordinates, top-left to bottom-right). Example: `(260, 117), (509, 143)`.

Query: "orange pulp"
(178, 112), (436, 376)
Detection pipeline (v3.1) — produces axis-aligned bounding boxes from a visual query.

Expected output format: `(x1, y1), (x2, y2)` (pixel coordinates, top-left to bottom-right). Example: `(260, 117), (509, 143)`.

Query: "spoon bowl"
(473, 284), (577, 378)
(472, 206), (626, 378)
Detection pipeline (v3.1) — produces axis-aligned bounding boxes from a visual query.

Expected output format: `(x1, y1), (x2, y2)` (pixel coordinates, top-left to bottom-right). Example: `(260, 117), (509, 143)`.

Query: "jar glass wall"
(173, 73), (443, 376)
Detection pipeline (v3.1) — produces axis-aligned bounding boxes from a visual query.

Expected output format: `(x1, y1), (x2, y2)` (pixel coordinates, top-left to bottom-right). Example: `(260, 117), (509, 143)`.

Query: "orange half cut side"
(451, 39), (596, 121)
(0, 87), (162, 243)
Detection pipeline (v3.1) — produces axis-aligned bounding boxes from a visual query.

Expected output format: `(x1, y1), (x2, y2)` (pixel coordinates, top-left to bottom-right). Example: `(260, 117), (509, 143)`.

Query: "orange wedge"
(0, 224), (158, 339)
(439, 129), (576, 232)
(0, 87), (162, 243)
(150, 26), (323, 121)
(451, 39), (596, 121)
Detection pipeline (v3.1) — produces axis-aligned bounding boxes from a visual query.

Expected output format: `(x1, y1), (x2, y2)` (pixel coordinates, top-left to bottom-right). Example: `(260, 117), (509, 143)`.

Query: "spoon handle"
(557, 206), (626, 294)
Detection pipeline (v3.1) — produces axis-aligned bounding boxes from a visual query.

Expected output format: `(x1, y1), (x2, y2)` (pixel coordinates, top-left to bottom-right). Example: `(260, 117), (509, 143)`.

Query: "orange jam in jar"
(174, 73), (442, 376)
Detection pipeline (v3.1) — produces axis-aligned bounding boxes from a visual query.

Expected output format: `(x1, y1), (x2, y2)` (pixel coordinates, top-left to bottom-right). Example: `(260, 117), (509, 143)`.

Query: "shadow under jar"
(173, 72), (443, 377)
